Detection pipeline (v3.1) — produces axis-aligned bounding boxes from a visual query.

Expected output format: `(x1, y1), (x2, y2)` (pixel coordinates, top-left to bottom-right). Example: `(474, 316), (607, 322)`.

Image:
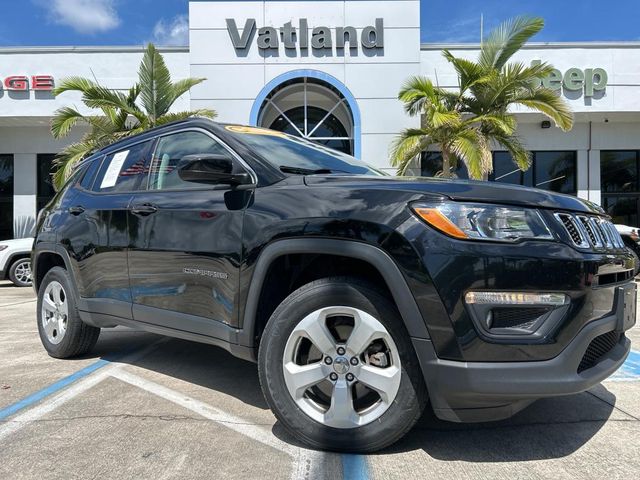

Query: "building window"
(0, 155), (14, 240)
(420, 150), (577, 195)
(257, 77), (355, 155)
(37, 154), (57, 212)
(420, 152), (469, 179)
(491, 151), (577, 195)
(601, 151), (640, 227)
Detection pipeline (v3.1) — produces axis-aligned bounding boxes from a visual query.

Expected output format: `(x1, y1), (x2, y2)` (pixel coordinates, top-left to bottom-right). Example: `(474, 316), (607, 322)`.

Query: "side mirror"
(177, 154), (252, 185)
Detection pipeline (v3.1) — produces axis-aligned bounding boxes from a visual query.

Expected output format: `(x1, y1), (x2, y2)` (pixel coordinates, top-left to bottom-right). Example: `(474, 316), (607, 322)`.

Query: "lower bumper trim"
(413, 311), (631, 423)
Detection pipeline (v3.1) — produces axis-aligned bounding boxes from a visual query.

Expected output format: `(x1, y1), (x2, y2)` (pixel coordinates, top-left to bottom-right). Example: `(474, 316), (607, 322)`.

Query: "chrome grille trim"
(555, 213), (623, 251)
(554, 213), (590, 248)
(577, 215), (602, 248)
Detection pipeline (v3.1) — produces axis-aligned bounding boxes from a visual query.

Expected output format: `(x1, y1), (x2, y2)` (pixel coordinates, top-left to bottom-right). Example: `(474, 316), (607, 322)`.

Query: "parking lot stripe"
(609, 350), (640, 381)
(109, 369), (334, 480)
(0, 359), (109, 422)
(342, 454), (370, 480)
(0, 370), (111, 441)
(0, 340), (166, 442)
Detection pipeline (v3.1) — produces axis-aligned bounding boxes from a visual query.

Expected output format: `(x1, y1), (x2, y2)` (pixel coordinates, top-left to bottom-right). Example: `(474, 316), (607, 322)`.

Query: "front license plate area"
(618, 283), (637, 332)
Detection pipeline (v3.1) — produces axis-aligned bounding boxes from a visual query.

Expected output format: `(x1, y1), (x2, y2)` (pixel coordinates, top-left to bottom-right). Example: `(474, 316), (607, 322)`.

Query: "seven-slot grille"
(554, 213), (624, 250)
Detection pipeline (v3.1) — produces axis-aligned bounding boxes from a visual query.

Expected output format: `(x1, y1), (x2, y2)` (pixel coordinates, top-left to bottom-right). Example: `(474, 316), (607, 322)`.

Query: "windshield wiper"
(279, 166), (335, 175)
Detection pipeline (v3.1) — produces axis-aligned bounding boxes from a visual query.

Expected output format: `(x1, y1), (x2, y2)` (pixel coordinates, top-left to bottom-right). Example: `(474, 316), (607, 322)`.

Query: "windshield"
(223, 126), (385, 176)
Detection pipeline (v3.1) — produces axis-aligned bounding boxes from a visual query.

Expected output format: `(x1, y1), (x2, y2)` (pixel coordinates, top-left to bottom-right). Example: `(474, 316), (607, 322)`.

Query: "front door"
(127, 129), (252, 335)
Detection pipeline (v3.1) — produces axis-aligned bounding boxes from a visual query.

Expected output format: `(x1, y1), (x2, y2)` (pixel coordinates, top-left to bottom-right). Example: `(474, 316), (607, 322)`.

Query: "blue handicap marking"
(342, 454), (370, 480)
(609, 350), (640, 381)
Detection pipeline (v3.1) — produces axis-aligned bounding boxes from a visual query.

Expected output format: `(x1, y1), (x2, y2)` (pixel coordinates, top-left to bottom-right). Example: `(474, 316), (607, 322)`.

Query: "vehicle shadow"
(84, 327), (617, 461)
(89, 328), (269, 410)
(381, 386), (616, 461)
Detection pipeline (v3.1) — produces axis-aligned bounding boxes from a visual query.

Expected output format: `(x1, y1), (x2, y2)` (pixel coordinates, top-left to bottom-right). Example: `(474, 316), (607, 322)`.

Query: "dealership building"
(1, 0), (640, 240)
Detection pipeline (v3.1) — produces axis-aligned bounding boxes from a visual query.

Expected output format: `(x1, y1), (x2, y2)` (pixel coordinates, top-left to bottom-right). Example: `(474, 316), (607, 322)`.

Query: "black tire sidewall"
(37, 266), (90, 358)
(9, 258), (32, 287)
(258, 278), (426, 453)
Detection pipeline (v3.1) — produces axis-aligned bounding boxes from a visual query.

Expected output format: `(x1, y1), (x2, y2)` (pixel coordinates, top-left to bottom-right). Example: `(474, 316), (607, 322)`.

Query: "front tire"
(37, 266), (100, 358)
(8, 258), (32, 287)
(258, 277), (426, 453)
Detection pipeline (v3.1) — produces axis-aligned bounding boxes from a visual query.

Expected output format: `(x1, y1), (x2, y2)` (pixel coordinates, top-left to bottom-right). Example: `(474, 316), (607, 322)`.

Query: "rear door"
(61, 140), (154, 318)
(127, 129), (254, 334)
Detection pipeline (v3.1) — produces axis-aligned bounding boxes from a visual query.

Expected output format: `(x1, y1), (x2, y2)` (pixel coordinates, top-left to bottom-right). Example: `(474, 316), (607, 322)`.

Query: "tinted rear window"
(79, 157), (103, 190)
(92, 141), (152, 192)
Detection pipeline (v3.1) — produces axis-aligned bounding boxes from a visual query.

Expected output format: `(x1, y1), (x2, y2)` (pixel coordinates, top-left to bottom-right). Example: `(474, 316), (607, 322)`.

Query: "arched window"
(256, 76), (355, 155)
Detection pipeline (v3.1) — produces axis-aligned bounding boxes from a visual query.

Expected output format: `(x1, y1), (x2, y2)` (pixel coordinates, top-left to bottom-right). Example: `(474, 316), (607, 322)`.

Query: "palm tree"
(391, 16), (574, 179)
(50, 43), (215, 189)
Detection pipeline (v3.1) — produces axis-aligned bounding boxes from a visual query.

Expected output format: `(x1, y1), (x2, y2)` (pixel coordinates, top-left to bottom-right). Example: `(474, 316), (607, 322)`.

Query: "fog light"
(465, 292), (568, 306)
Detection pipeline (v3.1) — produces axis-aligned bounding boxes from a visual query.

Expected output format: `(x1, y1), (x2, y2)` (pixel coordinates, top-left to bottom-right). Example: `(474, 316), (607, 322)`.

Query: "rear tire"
(37, 266), (100, 358)
(8, 258), (32, 287)
(258, 277), (427, 453)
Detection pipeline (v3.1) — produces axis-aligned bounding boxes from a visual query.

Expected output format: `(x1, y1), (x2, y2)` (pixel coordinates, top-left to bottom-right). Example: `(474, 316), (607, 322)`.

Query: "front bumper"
(413, 283), (634, 423)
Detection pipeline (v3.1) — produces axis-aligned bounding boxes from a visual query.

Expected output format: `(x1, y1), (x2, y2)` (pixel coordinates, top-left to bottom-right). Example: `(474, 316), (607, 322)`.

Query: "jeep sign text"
(226, 18), (384, 50)
(530, 60), (607, 97)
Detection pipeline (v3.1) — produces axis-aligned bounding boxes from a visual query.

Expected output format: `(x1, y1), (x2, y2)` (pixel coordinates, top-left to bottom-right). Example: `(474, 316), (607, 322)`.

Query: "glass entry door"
(601, 150), (640, 227)
(0, 155), (14, 240)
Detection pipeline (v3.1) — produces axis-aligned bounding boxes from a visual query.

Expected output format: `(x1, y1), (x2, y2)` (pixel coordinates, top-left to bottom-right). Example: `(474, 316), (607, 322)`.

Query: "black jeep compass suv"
(33, 119), (636, 452)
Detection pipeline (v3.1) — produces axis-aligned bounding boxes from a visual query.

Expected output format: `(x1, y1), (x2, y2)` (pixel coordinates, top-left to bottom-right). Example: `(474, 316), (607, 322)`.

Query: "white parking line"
(0, 338), (331, 480)
(0, 340), (166, 441)
(109, 369), (332, 480)
(0, 369), (110, 442)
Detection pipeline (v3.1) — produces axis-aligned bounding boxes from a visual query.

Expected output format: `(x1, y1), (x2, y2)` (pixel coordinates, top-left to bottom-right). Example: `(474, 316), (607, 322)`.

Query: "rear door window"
(79, 156), (103, 190)
(92, 141), (152, 193)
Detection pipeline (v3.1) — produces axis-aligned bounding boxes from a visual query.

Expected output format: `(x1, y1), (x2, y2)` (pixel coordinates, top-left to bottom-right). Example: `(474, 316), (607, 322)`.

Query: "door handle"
(68, 205), (85, 215)
(130, 203), (158, 216)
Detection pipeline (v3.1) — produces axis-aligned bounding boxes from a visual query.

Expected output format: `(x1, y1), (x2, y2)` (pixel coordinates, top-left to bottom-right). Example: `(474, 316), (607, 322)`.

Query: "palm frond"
(493, 133), (532, 171)
(50, 107), (87, 139)
(170, 78), (207, 104)
(139, 43), (174, 123)
(52, 76), (98, 96)
(398, 76), (441, 117)
(52, 140), (98, 190)
(443, 50), (493, 93)
(479, 16), (544, 69)
(155, 109), (217, 126)
(390, 128), (431, 175)
(513, 88), (574, 131)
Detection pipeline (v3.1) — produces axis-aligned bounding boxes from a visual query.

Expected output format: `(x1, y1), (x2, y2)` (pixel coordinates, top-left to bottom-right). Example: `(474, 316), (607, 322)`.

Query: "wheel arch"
(33, 244), (74, 292)
(240, 239), (430, 348)
(4, 253), (31, 279)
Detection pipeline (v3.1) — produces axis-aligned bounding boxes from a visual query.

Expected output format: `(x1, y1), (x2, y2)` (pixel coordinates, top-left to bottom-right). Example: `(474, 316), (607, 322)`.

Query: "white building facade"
(1, 0), (639, 240)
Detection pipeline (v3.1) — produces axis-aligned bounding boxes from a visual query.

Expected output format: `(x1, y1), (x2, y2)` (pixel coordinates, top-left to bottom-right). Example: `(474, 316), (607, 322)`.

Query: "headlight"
(0, 245), (8, 251)
(411, 202), (553, 242)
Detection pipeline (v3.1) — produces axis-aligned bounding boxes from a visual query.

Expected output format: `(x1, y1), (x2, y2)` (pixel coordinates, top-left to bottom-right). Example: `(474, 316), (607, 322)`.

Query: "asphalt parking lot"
(1, 280), (639, 480)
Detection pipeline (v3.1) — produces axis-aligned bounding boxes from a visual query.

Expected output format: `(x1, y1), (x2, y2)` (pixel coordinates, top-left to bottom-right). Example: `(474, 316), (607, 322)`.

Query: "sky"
(0, 0), (638, 47)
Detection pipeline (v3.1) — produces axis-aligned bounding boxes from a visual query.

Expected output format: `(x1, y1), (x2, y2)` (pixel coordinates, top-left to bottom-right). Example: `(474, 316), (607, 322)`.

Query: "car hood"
(304, 175), (604, 215)
(0, 237), (34, 249)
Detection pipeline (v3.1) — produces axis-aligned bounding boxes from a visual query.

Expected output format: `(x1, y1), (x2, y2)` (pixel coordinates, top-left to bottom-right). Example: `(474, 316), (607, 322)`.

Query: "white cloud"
(38, 0), (120, 34)
(151, 14), (189, 46)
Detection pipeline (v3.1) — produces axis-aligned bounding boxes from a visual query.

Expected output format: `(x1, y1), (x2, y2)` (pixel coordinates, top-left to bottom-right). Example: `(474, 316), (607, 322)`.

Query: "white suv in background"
(0, 238), (34, 287)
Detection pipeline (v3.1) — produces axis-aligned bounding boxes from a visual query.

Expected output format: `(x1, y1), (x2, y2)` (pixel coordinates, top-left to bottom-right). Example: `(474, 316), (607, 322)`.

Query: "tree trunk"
(441, 148), (452, 178)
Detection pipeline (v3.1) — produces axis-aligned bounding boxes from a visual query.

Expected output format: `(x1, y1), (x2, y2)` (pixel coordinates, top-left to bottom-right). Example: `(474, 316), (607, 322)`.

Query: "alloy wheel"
(282, 306), (401, 429)
(14, 260), (32, 285)
(41, 281), (68, 345)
